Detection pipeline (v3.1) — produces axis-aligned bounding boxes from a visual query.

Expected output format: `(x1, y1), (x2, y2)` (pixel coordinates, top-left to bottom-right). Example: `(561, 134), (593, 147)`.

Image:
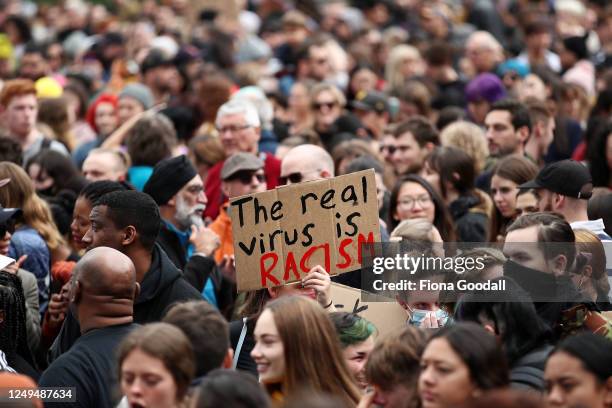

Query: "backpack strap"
(232, 317), (248, 369)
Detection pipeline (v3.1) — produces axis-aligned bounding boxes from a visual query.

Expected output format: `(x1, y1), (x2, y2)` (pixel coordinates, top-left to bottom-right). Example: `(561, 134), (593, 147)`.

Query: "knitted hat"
(465, 73), (507, 104)
(119, 83), (154, 110)
(143, 155), (197, 205)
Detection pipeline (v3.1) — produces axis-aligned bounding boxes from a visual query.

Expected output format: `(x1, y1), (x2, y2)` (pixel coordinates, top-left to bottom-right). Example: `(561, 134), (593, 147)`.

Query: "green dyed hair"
(330, 312), (376, 347)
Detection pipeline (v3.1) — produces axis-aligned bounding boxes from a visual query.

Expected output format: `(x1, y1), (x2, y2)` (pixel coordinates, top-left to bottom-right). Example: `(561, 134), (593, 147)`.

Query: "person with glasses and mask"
(210, 152), (267, 265)
(204, 99), (281, 221)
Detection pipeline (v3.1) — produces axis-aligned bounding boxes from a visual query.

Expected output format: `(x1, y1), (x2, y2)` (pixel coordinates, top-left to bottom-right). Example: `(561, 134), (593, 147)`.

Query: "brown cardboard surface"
(190, 0), (240, 20)
(330, 283), (407, 335)
(230, 170), (381, 291)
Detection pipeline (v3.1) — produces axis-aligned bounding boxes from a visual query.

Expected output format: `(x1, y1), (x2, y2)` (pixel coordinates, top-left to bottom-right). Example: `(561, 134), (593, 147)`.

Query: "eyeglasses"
(0, 219), (16, 238)
(398, 195), (432, 208)
(216, 124), (252, 134)
(312, 101), (337, 111)
(230, 171), (266, 185)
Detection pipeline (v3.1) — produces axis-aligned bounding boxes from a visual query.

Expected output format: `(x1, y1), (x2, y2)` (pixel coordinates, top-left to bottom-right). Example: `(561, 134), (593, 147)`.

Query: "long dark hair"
(427, 322), (510, 390)
(0, 272), (36, 368)
(26, 149), (87, 197)
(388, 174), (456, 241)
(586, 120), (612, 187)
(455, 277), (552, 365)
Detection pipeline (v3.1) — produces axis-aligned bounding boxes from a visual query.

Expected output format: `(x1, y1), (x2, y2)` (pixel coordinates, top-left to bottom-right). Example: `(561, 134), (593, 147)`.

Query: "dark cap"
(221, 153), (264, 180)
(0, 205), (21, 225)
(352, 91), (390, 114)
(141, 49), (174, 74)
(518, 159), (592, 199)
(143, 155), (197, 205)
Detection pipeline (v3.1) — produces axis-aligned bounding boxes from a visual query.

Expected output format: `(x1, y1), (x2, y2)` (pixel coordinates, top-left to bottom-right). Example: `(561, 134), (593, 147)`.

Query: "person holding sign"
(230, 265), (336, 375)
(251, 296), (361, 406)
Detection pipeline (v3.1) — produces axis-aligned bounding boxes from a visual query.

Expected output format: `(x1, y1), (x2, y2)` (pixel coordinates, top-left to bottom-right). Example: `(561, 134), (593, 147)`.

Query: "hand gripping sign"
(230, 169), (381, 291)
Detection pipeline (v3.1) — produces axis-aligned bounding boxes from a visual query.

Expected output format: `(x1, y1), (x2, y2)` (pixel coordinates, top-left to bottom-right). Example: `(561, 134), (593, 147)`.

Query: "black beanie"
(563, 35), (588, 61)
(143, 155), (197, 205)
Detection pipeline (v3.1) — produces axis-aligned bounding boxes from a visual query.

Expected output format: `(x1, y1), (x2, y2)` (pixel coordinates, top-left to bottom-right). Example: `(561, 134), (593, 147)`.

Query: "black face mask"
(503, 260), (558, 302)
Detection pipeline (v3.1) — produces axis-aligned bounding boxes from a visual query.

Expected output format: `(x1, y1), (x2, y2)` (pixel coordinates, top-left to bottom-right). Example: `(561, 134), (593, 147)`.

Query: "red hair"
(85, 93), (118, 133)
(0, 79), (36, 107)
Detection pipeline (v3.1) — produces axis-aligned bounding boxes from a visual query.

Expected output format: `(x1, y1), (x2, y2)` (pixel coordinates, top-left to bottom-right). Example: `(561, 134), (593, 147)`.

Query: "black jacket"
(158, 222), (236, 319)
(48, 244), (201, 362)
(449, 194), (489, 243)
(510, 344), (554, 391)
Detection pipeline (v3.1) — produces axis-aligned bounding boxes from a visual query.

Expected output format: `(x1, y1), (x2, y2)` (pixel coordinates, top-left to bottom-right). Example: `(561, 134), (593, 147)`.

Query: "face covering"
(407, 306), (450, 327)
(503, 260), (557, 302)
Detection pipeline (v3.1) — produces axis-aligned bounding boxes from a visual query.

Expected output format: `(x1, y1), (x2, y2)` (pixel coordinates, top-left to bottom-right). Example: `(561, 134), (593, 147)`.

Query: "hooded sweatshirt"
(48, 244), (201, 362)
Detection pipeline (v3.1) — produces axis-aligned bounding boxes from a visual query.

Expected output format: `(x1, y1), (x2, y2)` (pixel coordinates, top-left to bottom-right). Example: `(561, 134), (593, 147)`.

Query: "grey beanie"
(119, 83), (154, 110)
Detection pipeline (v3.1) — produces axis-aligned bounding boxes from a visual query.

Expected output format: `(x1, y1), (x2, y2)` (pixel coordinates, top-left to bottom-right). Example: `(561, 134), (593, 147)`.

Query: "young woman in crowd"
(0, 271), (38, 379)
(330, 312), (377, 391)
(388, 175), (455, 242)
(456, 278), (554, 391)
(573, 229), (611, 310)
(418, 322), (510, 407)
(251, 296), (361, 405)
(118, 323), (196, 408)
(0, 162), (65, 317)
(25, 149), (87, 198)
(422, 146), (492, 242)
(70, 180), (131, 252)
(359, 326), (429, 408)
(544, 333), (612, 408)
(489, 155), (538, 241)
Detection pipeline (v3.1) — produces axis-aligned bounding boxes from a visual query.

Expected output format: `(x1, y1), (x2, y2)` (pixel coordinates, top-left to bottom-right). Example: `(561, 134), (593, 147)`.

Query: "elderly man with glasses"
(204, 99), (281, 221)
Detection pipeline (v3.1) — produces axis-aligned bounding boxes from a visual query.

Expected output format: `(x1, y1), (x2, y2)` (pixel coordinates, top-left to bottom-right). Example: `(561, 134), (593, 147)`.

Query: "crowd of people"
(0, 0), (612, 407)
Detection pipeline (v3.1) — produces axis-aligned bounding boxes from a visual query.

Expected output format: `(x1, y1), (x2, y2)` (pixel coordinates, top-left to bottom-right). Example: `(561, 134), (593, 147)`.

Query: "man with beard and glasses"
(209, 152), (266, 264)
(503, 212), (612, 341)
(143, 155), (234, 316)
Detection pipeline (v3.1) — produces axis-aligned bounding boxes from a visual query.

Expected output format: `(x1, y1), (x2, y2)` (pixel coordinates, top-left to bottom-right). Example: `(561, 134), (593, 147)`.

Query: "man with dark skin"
(39, 247), (140, 408)
(49, 191), (201, 361)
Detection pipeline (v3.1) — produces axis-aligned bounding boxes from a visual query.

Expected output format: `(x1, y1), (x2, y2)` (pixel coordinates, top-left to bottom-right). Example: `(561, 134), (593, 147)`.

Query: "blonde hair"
(385, 45), (423, 91)
(310, 83), (346, 108)
(390, 218), (439, 242)
(264, 296), (361, 406)
(0, 162), (65, 250)
(440, 121), (489, 173)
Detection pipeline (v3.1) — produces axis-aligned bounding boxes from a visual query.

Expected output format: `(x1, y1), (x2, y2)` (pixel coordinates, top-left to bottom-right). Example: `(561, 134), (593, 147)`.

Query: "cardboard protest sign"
(189, 0), (240, 21)
(330, 283), (407, 335)
(230, 169), (381, 291)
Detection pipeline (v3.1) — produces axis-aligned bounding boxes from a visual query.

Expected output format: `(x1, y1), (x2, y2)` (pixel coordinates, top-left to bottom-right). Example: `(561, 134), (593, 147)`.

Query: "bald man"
(464, 31), (504, 76)
(40, 247), (139, 408)
(280, 144), (335, 185)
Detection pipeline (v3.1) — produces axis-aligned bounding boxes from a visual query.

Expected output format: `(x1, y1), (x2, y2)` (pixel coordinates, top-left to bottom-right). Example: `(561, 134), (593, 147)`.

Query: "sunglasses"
(279, 172), (305, 185)
(0, 219), (16, 238)
(312, 101), (337, 111)
(380, 145), (397, 155)
(230, 171), (266, 185)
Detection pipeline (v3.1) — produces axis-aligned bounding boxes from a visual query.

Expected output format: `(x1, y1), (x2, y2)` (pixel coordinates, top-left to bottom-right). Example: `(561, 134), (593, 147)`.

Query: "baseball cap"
(518, 159), (593, 199)
(140, 49), (174, 74)
(352, 91), (390, 114)
(0, 205), (21, 225)
(221, 153), (264, 180)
